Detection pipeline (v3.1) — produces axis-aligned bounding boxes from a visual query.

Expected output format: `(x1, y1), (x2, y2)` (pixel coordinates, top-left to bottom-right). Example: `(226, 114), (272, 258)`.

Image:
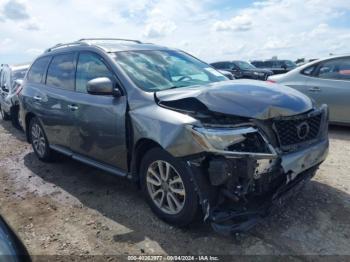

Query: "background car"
(211, 60), (272, 80)
(268, 55), (350, 125)
(0, 64), (29, 128)
(251, 59), (297, 74)
(0, 215), (31, 261)
(217, 69), (235, 80)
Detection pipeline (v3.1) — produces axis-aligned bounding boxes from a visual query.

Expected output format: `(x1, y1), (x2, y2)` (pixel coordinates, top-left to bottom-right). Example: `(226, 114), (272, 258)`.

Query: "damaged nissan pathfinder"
(19, 39), (329, 234)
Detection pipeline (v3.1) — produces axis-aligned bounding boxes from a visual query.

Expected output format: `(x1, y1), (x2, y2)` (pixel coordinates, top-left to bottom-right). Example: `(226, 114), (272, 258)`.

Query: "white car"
(268, 55), (350, 125)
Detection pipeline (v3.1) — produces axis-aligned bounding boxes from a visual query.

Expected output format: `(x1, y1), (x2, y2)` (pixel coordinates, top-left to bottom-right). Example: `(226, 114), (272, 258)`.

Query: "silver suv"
(19, 39), (329, 234)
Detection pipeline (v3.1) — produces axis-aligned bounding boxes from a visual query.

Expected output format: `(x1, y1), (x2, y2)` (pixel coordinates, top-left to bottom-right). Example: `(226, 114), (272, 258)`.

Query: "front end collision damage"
(128, 81), (329, 235)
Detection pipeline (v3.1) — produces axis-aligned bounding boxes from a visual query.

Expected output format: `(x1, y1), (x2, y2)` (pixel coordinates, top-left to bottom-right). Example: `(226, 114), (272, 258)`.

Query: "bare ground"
(0, 119), (349, 259)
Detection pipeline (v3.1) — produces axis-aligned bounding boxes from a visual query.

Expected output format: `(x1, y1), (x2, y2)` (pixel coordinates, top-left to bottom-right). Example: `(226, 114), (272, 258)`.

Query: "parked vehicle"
(0, 215), (31, 261)
(251, 59), (297, 74)
(0, 64), (29, 128)
(268, 55), (350, 125)
(211, 60), (273, 80)
(217, 69), (235, 80)
(19, 39), (329, 234)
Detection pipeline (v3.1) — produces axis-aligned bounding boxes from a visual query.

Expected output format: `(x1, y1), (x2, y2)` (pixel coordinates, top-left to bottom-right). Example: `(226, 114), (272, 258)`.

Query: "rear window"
(46, 53), (76, 90)
(27, 57), (51, 84)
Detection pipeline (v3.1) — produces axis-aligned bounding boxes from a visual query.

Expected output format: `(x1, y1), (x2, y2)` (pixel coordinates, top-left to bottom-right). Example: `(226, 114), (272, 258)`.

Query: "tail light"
(15, 85), (23, 95)
(266, 79), (276, 83)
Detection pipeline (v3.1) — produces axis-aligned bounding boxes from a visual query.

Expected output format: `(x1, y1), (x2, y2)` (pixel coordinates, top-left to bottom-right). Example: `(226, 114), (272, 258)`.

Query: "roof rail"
(78, 38), (142, 44)
(44, 41), (89, 53)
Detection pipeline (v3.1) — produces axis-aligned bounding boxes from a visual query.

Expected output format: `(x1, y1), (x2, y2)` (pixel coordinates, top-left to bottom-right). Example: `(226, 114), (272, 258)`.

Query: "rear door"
(39, 52), (77, 148)
(305, 57), (350, 124)
(69, 52), (128, 170)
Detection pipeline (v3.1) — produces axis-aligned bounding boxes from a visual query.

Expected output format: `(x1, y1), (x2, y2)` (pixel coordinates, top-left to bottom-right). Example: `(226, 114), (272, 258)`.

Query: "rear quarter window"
(27, 57), (51, 84)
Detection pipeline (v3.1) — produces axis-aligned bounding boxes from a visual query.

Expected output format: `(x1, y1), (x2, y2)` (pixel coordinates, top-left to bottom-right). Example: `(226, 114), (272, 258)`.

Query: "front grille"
(273, 111), (322, 150)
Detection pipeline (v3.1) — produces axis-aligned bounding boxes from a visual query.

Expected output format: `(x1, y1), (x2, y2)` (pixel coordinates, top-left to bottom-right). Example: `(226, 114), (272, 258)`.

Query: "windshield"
(235, 61), (256, 70)
(113, 50), (227, 92)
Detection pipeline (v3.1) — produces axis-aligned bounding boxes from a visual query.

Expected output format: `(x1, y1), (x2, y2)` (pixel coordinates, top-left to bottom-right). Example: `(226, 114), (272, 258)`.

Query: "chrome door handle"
(308, 87), (321, 92)
(68, 104), (79, 111)
(33, 96), (42, 101)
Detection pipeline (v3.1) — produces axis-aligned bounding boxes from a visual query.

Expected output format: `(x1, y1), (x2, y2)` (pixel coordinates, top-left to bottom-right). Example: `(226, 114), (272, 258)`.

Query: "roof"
(44, 38), (170, 54)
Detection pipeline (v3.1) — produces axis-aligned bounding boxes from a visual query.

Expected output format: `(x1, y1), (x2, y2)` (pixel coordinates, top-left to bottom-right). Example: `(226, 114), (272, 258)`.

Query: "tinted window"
(27, 57), (51, 84)
(301, 65), (316, 76)
(76, 53), (114, 93)
(316, 58), (350, 80)
(46, 53), (76, 90)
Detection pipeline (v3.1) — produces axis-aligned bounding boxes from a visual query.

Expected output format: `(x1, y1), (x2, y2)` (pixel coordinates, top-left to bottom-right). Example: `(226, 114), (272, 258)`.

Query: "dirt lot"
(0, 118), (349, 259)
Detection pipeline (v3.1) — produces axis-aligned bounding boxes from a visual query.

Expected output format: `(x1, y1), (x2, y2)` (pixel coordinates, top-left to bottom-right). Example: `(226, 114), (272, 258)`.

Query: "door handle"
(33, 96), (42, 101)
(308, 87), (321, 92)
(68, 104), (79, 111)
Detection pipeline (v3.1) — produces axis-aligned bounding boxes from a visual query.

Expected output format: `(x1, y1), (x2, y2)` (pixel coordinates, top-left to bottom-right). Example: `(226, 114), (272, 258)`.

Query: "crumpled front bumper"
(186, 137), (329, 235)
(210, 165), (319, 235)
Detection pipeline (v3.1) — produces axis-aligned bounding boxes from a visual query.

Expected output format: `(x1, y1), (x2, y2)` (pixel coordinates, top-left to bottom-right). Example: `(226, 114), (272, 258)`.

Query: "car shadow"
(22, 151), (350, 255)
(329, 125), (350, 142)
(0, 120), (26, 142)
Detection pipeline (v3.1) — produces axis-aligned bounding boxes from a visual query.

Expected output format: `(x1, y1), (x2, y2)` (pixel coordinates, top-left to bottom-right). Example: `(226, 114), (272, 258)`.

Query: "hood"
(155, 80), (313, 120)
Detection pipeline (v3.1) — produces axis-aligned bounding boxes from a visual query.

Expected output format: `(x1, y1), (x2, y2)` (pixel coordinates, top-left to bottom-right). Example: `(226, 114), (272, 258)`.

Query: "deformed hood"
(155, 80), (313, 120)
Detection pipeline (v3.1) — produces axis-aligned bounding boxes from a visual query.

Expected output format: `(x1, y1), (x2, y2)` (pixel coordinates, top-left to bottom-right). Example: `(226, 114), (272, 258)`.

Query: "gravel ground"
(0, 119), (349, 260)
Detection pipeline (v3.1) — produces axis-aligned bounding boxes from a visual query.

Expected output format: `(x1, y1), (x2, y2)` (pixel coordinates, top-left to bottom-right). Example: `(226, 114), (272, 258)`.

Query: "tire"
(10, 106), (21, 130)
(0, 106), (10, 121)
(140, 147), (199, 226)
(29, 117), (54, 162)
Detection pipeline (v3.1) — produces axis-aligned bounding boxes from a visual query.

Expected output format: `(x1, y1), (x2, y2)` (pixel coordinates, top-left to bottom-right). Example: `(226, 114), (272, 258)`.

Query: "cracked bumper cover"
(186, 137), (329, 235)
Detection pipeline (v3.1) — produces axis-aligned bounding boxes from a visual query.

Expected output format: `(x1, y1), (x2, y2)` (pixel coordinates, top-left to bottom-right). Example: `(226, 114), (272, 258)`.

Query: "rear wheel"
(140, 147), (199, 226)
(0, 107), (10, 121)
(29, 117), (54, 162)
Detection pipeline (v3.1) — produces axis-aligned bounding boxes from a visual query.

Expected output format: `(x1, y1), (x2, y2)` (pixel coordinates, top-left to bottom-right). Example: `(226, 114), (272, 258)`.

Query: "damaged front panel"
(128, 79), (329, 235)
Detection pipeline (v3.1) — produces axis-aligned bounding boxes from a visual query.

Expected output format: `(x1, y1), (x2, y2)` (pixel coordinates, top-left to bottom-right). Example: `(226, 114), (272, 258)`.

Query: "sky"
(0, 0), (349, 64)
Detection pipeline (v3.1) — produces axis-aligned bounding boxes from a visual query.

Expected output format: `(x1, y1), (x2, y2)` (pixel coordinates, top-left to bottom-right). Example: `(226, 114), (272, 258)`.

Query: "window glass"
(12, 69), (27, 81)
(76, 53), (114, 93)
(46, 53), (76, 90)
(301, 65), (316, 76)
(113, 50), (226, 92)
(317, 58), (350, 80)
(27, 57), (51, 84)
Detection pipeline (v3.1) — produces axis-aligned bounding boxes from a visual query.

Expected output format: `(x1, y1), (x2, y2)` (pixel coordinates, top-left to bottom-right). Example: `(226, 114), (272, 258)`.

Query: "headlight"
(189, 126), (257, 151)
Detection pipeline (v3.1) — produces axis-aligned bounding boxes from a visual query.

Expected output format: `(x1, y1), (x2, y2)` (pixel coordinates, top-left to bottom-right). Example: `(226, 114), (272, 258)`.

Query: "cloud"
(213, 14), (253, 32)
(21, 19), (41, 31)
(143, 20), (177, 38)
(2, 0), (29, 20)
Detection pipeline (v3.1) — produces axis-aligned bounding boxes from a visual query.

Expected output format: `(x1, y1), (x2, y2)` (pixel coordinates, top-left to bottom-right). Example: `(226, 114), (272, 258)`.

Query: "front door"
(69, 52), (128, 170)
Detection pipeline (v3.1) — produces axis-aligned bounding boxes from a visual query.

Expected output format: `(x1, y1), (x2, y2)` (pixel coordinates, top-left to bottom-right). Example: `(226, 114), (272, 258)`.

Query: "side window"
(316, 58), (350, 81)
(27, 57), (51, 84)
(301, 65), (316, 76)
(76, 53), (114, 93)
(46, 53), (76, 90)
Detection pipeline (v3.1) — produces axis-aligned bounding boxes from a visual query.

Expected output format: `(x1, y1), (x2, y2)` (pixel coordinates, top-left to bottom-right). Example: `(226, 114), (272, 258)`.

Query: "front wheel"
(140, 147), (199, 226)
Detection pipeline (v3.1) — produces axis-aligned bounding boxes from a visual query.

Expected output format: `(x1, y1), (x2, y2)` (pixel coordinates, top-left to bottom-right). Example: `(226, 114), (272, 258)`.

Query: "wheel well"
(131, 138), (162, 183)
(25, 113), (35, 143)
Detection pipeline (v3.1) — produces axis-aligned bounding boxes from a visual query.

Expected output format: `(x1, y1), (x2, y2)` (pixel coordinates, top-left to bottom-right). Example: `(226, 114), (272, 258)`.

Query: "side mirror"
(86, 77), (122, 97)
(1, 84), (9, 93)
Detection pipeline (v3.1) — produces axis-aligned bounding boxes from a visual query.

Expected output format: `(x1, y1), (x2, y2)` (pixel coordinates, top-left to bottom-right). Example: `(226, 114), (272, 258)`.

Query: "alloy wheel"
(31, 123), (46, 157)
(146, 160), (186, 215)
